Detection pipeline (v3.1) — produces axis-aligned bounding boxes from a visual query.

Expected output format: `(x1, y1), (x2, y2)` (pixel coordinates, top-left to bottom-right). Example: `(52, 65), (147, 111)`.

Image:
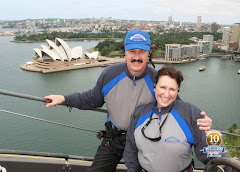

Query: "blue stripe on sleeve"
(135, 110), (153, 130)
(144, 74), (156, 100)
(171, 108), (194, 147)
(102, 71), (127, 97)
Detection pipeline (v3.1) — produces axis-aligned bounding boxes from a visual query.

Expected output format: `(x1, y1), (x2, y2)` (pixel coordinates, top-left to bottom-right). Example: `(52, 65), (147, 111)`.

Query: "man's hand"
(197, 111), (212, 133)
(43, 95), (65, 108)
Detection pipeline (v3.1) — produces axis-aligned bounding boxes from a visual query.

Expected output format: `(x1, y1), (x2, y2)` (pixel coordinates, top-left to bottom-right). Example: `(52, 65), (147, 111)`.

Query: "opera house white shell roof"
(33, 38), (83, 61)
(85, 52), (99, 60)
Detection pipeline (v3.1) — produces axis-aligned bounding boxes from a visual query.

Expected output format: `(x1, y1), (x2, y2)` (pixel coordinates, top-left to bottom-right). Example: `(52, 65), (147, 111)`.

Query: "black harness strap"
(180, 159), (194, 172)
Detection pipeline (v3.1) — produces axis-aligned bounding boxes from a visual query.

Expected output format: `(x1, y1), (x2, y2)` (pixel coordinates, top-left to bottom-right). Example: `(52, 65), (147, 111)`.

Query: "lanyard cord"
(159, 101), (175, 130)
(0, 108), (98, 134)
(141, 101), (175, 142)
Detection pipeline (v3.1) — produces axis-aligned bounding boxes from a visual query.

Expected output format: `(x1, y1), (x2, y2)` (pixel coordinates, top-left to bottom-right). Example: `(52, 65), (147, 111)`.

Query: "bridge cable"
(0, 108), (99, 134)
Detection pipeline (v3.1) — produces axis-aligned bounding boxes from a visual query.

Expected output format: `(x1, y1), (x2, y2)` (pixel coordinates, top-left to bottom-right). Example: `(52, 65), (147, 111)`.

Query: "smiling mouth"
(131, 59), (143, 63)
(161, 96), (170, 101)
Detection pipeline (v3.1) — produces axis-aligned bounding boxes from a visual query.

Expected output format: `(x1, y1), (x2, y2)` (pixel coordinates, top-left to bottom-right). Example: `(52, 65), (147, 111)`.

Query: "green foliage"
(95, 39), (124, 56)
(155, 49), (165, 55)
(232, 123), (238, 130)
(228, 123), (238, 133)
(93, 31), (224, 56)
(14, 31), (126, 42)
(223, 131), (240, 160)
(229, 127), (234, 133)
(182, 56), (195, 60)
(14, 31), (223, 56)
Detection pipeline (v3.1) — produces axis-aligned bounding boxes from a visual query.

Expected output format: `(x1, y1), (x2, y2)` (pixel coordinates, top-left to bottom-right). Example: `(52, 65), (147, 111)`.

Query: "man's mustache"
(131, 59), (143, 63)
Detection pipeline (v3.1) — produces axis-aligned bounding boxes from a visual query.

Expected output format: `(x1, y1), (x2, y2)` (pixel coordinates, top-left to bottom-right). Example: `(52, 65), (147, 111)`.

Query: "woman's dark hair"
(155, 66), (184, 88)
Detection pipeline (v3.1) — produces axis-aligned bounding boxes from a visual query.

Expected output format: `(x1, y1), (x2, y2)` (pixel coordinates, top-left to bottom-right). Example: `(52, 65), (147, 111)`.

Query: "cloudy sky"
(1, 0), (239, 25)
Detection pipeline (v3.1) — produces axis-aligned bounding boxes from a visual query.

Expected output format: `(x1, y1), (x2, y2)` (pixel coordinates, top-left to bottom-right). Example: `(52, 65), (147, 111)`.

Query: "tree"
(100, 47), (111, 56)
(232, 123), (238, 130)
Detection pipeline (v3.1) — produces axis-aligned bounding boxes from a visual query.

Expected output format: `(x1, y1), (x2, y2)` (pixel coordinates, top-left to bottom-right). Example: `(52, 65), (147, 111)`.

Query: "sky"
(1, 0), (239, 25)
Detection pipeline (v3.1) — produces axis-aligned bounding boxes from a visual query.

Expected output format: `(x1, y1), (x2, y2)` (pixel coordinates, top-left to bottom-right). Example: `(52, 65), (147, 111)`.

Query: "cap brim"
(125, 44), (150, 51)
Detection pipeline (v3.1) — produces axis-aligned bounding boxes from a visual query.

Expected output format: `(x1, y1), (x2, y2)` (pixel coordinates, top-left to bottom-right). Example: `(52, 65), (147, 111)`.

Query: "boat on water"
(238, 69), (240, 74)
(0, 90), (240, 172)
(221, 55), (233, 60)
(234, 56), (240, 62)
(199, 66), (206, 71)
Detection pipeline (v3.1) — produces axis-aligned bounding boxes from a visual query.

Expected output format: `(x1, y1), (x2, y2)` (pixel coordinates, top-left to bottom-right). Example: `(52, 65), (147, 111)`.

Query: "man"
(44, 30), (212, 172)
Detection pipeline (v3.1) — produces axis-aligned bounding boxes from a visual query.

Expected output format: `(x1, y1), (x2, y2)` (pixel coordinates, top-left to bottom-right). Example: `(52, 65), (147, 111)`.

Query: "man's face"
(125, 49), (150, 76)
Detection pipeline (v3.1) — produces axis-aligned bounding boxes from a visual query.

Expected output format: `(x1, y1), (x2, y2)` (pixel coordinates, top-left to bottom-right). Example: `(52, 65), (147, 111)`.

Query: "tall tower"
(211, 22), (219, 32)
(222, 27), (231, 46)
(197, 16), (201, 30)
(203, 35), (214, 53)
(230, 23), (240, 51)
(168, 16), (172, 25)
(230, 23), (240, 43)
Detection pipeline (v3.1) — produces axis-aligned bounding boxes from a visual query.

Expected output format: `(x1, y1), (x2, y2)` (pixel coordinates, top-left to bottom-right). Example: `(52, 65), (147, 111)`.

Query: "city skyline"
(1, 0), (239, 25)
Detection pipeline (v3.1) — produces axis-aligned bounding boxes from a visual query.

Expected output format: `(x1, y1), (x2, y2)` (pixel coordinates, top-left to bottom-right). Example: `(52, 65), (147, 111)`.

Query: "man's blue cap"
(124, 30), (151, 51)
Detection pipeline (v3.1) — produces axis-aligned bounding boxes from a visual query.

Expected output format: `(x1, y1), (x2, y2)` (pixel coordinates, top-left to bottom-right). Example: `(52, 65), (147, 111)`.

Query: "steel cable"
(0, 108), (98, 133)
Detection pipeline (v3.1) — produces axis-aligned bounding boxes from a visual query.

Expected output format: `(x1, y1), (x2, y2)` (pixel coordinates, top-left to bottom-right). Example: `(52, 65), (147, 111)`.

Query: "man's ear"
(124, 51), (126, 60)
(148, 49), (152, 59)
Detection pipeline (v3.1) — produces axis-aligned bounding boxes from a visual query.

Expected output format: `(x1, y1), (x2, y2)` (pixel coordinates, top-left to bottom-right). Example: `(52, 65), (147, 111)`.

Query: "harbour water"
(0, 35), (240, 162)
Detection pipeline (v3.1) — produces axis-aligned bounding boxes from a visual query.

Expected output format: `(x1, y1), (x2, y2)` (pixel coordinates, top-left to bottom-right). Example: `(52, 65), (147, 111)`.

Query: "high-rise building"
(197, 16), (201, 30)
(222, 27), (231, 46)
(165, 44), (200, 60)
(168, 16), (172, 25)
(230, 23), (240, 51)
(211, 22), (219, 32)
(197, 41), (210, 54)
(31, 20), (36, 29)
(165, 44), (181, 61)
(203, 35), (214, 53)
(181, 45), (200, 57)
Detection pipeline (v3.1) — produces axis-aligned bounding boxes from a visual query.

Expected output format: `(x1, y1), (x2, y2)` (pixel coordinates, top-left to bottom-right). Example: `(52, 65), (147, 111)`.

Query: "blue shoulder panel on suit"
(102, 71), (127, 97)
(135, 110), (153, 130)
(171, 108), (194, 147)
(144, 74), (156, 100)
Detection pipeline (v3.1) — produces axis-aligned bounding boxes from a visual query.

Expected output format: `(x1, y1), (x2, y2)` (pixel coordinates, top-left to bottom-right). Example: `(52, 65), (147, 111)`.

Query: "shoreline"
(20, 56), (125, 73)
(20, 57), (198, 74)
(20, 54), (224, 74)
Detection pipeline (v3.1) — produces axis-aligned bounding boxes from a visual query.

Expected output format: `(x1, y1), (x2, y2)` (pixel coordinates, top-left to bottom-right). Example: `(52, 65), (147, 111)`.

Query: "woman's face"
(154, 75), (178, 108)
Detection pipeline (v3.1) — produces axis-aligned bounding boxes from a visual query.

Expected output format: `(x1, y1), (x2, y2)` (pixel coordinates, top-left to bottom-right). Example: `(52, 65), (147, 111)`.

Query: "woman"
(123, 66), (228, 172)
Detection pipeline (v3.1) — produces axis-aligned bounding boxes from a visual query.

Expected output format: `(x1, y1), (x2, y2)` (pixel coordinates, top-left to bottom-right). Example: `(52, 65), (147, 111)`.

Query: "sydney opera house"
(21, 38), (124, 73)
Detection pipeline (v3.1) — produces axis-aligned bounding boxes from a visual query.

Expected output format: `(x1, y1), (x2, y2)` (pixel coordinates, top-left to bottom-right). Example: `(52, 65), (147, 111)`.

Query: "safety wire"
(0, 108), (99, 134)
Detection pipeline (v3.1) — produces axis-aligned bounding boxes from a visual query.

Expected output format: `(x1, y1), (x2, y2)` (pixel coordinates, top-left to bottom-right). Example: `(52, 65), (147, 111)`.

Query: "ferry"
(0, 90), (240, 172)
(199, 66), (206, 71)
(221, 55), (233, 60)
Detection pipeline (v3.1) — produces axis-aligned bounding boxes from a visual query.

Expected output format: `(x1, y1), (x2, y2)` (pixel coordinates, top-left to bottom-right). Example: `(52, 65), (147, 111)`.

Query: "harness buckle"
(96, 130), (106, 140)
